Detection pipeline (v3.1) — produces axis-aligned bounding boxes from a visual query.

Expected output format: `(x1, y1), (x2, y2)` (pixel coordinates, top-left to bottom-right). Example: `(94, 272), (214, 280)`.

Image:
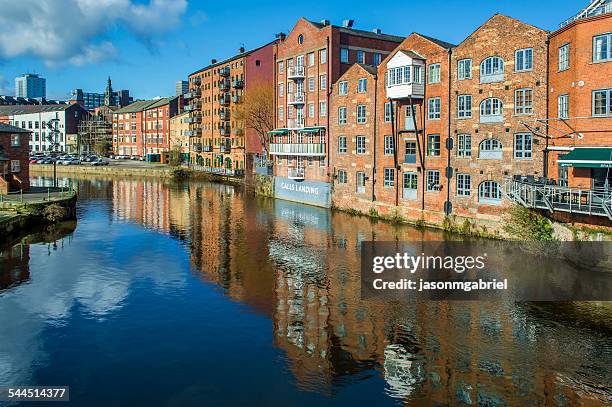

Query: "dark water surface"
(0, 176), (610, 406)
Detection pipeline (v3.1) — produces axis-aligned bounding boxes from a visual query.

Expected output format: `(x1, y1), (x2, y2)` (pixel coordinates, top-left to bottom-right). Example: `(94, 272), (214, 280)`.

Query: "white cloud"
(0, 0), (188, 66)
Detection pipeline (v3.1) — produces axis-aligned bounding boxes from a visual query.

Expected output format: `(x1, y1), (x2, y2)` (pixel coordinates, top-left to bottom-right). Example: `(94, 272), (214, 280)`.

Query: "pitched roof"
(0, 104), (74, 115)
(398, 50), (426, 59)
(113, 100), (157, 114)
(415, 33), (456, 49)
(147, 96), (177, 109)
(457, 14), (547, 47)
(304, 18), (404, 43)
(0, 122), (30, 133)
(189, 40), (278, 77)
(356, 63), (378, 75)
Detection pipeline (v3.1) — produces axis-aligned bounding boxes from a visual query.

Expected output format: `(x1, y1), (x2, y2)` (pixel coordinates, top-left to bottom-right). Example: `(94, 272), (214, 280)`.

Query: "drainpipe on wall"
(421, 74), (428, 212)
(544, 38), (550, 179)
(372, 73), (378, 202)
(326, 36), (331, 181)
(445, 47), (453, 216)
(389, 97), (398, 207)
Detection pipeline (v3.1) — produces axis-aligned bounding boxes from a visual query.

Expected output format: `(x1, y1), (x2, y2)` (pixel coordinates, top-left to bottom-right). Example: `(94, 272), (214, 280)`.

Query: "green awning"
(267, 129), (288, 135)
(299, 128), (323, 133)
(558, 148), (612, 168)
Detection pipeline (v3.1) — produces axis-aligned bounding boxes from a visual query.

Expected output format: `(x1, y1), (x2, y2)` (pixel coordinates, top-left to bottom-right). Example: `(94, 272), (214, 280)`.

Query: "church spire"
(104, 76), (114, 106)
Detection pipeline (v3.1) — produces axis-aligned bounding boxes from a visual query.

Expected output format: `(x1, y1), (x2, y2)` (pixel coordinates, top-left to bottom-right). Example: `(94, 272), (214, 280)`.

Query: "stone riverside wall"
(30, 164), (173, 179)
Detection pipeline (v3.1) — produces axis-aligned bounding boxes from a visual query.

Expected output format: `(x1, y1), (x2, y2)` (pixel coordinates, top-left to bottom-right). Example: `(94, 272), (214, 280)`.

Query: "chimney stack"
(342, 19), (354, 28)
(239, 46), (245, 53)
(372, 28), (382, 34)
(211, 58), (217, 64)
(320, 19), (330, 26)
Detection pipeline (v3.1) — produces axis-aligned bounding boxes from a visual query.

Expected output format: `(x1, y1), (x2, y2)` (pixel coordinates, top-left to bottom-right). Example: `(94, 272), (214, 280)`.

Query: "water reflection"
(1, 175), (610, 405)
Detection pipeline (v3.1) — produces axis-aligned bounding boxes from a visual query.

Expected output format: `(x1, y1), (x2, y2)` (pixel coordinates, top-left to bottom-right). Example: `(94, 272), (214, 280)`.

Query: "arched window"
(480, 98), (503, 123)
(480, 57), (504, 83)
(478, 181), (501, 204)
(479, 138), (503, 159)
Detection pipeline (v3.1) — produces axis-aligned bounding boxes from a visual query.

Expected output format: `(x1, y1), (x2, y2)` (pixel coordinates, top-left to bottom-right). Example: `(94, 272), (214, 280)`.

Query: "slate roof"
(0, 122), (30, 133)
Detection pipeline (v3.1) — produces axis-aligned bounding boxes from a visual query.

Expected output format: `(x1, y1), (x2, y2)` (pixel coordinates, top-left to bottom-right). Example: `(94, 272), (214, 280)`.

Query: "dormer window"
(480, 56), (504, 83)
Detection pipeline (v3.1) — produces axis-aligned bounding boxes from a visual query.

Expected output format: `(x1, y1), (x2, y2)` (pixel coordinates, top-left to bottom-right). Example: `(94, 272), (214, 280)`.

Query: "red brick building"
(187, 42), (276, 176)
(112, 97), (180, 161)
(0, 122), (30, 194)
(269, 18), (404, 207)
(546, 3), (612, 190)
(450, 14), (548, 221)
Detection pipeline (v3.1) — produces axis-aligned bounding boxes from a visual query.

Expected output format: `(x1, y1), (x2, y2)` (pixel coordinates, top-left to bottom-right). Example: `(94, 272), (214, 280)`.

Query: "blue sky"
(0, 0), (587, 100)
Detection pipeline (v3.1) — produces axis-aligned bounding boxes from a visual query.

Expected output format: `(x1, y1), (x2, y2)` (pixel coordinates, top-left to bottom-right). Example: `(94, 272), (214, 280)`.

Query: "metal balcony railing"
(287, 118), (305, 129)
(192, 77), (201, 85)
(183, 115), (202, 124)
(219, 95), (231, 106)
(560, 0), (612, 27)
(219, 67), (230, 76)
(219, 80), (231, 91)
(269, 143), (325, 156)
(184, 89), (201, 99)
(232, 95), (241, 103)
(219, 126), (231, 136)
(503, 177), (612, 220)
(288, 92), (305, 105)
(287, 66), (305, 79)
(232, 80), (244, 89)
(184, 103), (201, 112)
(219, 109), (230, 120)
(185, 128), (202, 137)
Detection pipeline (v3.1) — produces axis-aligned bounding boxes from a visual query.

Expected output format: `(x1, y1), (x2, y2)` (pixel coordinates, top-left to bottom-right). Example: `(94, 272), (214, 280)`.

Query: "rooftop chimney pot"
(342, 19), (354, 28)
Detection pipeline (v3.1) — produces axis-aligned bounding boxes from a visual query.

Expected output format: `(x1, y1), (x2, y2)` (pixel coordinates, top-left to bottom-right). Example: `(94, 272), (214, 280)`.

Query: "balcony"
(288, 167), (305, 180)
(203, 145), (213, 152)
(219, 144), (231, 153)
(192, 143), (202, 152)
(185, 128), (202, 137)
(288, 92), (305, 105)
(232, 95), (241, 104)
(269, 143), (325, 156)
(219, 94), (231, 106)
(287, 118), (305, 129)
(560, 0), (612, 27)
(219, 80), (231, 91)
(232, 80), (244, 89)
(192, 77), (201, 85)
(219, 67), (230, 76)
(184, 89), (201, 99)
(385, 64), (425, 99)
(232, 128), (244, 136)
(219, 109), (230, 121)
(219, 126), (231, 136)
(288, 66), (305, 80)
(183, 115), (202, 124)
(184, 102), (201, 112)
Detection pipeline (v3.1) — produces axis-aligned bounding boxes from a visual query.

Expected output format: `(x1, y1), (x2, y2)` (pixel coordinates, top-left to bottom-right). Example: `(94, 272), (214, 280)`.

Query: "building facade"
(176, 81), (188, 96)
(71, 77), (133, 111)
(112, 97), (180, 160)
(15, 74), (46, 99)
(0, 123), (30, 194)
(186, 42), (275, 176)
(170, 111), (190, 162)
(269, 18), (404, 207)
(0, 104), (89, 154)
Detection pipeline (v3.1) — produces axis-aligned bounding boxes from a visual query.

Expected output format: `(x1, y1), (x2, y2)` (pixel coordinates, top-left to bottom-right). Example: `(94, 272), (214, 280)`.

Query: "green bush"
(42, 203), (67, 223)
(503, 205), (554, 241)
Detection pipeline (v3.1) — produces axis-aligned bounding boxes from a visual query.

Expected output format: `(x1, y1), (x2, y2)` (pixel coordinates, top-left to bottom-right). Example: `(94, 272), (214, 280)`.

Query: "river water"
(0, 175), (610, 406)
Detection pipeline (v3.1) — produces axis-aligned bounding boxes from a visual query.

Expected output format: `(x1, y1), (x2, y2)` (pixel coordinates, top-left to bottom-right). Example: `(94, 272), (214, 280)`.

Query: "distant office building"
(15, 74), (46, 99)
(0, 96), (66, 106)
(176, 80), (188, 96)
(71, 77), (133, 111)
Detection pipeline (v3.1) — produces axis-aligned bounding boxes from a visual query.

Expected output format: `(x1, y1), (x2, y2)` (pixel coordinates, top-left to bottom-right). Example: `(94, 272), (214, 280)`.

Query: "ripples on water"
(0, 175), (610, 406)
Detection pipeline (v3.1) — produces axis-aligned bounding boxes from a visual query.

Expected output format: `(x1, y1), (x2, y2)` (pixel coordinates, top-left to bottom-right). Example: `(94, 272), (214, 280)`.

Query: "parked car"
(91, 159), (109, 166)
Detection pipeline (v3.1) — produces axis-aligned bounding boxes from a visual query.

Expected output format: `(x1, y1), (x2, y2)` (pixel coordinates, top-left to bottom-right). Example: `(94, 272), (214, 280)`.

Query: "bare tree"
(235, 81), (274, 155)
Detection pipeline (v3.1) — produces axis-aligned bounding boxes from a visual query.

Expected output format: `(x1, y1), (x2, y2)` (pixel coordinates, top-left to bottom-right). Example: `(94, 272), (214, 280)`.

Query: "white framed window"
(338, 136), (347, 153)
(308, 77), (315, 92)
(386, 65), (423, 86)
(478, 181), (501, 204)
(457, 95), (472, 118)
(426, 170), (440, 192)
(356, 50), (365, 64)
(593, 89), (612, 117)
(479, 139), (503, 159)
(10, 134), (20, 147)
(319, 101), (326, 117)
(428, 63), (441, 84)
(458, 59), (472, 80)
(356, 172), (366, 194)
(338, 107), (347, 124)
(427, 134), (440, 156)
(308, 52), (315, 66)
(340, 48), (349, 63)
(593, 33), (611, 63)
(356, 136), (366, 154)
(480, 98), (503, 122)
(558, 44), (570, 71)
(514, 89), (533, 115)
(357, 105), (366, 123)
(279, 107), (284, 121)
(308, 103), (315, 118)
(10, 160), (20, 173)
(338, 81), (348, 95)
(384, 102), (392, 123)
(384, 135), (394, 155)
(338, 169), (347, 184)
(456, 174), (471, 197)
(357, 78), (367, 93)
(320, 74), (327, 90)
(515, 48), (533, 72)
(278, 61), (284, 74)
(373, 53), (381, 67)
(428, 97), (441, 120)
(384, 168), (395, 187)
(457, 134), (471, 158)
(296, 54), (304, 67)
(404, 141), (417, 163)
(278, 83), (284, 97)
(480, 56), (504, 83)
(319, 49), (327, 64)
(558, 94), (569, 119)
(514, 133), (532, 160)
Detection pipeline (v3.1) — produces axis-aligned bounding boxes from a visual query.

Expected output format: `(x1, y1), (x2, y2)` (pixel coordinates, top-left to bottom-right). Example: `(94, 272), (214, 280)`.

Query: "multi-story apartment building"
(450, 14), (548, 221)
(112, 97), (180, 160)
(187, 42), (275, 176)
(269, 18), (404, 207)
(547, 0), (612, 190)
(15, 73), (46, 99)
(0, 104), (89, 154)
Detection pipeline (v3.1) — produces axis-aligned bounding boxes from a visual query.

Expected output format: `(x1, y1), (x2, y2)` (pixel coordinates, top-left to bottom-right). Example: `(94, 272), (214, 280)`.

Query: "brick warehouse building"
(0, 122), (30, 194)
(269, 18), (404, 207)
(112, 97), (180, 161)
(450, 14), (548, 221)
(186, 42), (276, 176)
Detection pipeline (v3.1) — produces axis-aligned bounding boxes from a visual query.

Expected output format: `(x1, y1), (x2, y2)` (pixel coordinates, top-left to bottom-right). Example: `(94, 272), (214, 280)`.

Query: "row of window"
(558, 33), (611, 72)
(336, 133), (532, 159)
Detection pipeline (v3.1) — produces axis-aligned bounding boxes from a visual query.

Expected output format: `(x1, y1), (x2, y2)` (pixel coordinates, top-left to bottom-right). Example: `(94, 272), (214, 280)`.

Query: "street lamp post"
(45, 118), (60, 188)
